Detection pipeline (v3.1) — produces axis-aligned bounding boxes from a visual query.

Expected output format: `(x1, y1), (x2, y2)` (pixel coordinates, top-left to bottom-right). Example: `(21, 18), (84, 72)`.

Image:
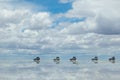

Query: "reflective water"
(0, 53), (120, 80)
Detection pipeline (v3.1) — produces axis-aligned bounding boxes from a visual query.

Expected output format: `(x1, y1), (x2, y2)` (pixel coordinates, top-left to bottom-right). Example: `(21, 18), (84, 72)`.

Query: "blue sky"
(24, 0), (72, 13)
(0, 0), (120, 55)
(0, 1), (120, 80)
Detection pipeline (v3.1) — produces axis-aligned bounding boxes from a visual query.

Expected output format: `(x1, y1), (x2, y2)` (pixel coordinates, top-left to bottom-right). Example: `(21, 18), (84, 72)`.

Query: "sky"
(0, 1), (120, 80)
(0, 0), (120, 55)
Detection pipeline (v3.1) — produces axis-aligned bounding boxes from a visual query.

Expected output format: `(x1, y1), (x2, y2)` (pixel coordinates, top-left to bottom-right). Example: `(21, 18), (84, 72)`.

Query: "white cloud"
(0, 0), (120, 54)
(0, 1), (120, 80)
(64, 0), (120, 34)
(29, 12), (53, 30)
(0, 9), (30, 27)
(0, 9), (53, 54)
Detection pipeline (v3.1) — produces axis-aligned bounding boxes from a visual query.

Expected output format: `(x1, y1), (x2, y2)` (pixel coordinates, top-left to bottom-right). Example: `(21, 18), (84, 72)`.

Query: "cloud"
(0, 9), (30, 28)
(0, 0), (120, 54)
(64, 0), (120, 35)
(29, 12), (53, 30)
(0, 9), (53, 54)
(0, 1), (120, 80)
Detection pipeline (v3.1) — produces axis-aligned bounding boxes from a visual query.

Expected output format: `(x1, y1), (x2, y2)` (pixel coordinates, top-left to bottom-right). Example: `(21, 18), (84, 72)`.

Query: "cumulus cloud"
(0, 10), (52, 54)
(0, 1), (120, 80)
(0, 9), (30, 27)
(0, 0), (54, 54)
(0, 0), (120, 54)
(29, 12), (53, 30)
(64, 0), (120, 34)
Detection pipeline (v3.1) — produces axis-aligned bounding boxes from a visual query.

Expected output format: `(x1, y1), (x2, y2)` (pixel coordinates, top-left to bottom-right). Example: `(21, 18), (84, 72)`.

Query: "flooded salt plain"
(0, 53), (120, 80)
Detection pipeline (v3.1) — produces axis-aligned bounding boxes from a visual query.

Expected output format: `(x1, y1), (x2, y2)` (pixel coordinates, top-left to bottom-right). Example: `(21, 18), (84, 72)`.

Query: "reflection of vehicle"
(53, 57), (60, 64)
(70, 56), (76, 61)
(33, 57), (40, 64)
(91, 56), (98, 64)
(70, 56), (78, 64)
(109, 56), (115, 63)
(32, 56), (116, 64)
(91, 56), (98, 61)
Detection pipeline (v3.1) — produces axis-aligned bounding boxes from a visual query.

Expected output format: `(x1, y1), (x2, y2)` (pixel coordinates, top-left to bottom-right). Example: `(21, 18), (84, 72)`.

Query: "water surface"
(0, 53), (120, 80)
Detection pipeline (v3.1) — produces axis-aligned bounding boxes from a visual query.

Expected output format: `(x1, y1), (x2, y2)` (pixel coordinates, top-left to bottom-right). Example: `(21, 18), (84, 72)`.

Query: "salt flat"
(0, 54), (120, 80)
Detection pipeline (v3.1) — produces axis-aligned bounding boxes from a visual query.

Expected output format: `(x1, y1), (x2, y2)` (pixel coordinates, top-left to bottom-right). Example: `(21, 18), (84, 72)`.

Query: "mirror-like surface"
(0, 53), (120, 80)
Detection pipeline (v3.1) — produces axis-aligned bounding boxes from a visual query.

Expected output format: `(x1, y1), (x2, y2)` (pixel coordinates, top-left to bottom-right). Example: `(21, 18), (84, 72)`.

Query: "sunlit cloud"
(0, 0), (120, 54)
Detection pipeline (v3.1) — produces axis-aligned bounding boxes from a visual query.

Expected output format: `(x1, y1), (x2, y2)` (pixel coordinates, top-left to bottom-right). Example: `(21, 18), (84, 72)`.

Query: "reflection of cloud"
(0, 59), (120, 80)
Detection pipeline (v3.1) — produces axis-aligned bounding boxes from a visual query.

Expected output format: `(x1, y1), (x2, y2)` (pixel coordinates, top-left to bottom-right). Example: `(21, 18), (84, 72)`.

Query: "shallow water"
(0, 53), (120, 80)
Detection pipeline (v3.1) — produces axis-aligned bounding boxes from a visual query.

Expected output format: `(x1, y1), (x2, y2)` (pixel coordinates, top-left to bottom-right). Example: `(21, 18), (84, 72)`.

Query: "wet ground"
(0, 53), (120, 80)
